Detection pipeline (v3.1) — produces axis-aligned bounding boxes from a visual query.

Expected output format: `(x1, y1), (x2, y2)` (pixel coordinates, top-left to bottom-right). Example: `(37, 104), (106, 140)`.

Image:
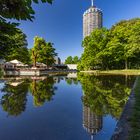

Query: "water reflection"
(30, 77), (57, 107)
(0, 74), (136, 140)
(83, 105), (103, 140)
(77, 73), (135, 139)
(0, 79), (29, 116)
(78, 73), (135, 119)
(65, 78), (79, 85)
(0, 77), (57, 116)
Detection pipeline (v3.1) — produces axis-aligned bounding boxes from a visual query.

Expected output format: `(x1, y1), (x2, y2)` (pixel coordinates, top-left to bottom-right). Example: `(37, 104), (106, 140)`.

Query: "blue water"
(0, 74), (136, 140)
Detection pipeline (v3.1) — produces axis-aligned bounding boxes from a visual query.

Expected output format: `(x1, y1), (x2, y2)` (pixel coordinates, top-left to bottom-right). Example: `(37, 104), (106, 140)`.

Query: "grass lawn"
(80, 69), (140, 75)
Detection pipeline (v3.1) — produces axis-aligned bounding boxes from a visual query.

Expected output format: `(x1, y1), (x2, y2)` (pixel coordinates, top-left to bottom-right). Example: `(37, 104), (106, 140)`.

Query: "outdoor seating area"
(3, 59), (29, 69)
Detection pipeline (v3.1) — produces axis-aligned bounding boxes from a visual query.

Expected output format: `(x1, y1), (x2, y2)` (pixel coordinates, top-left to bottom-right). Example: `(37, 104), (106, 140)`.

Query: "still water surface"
(0, 73), (136, 140)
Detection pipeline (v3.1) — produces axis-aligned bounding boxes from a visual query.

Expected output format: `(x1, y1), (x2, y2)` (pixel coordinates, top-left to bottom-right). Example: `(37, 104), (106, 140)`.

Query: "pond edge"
(111, 76), (138, 140)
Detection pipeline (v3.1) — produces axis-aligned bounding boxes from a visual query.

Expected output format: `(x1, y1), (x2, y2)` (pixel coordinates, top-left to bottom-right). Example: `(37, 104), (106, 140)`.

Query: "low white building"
(4, 62), (15, 69)
(67, 64), (77, 70)
(4, 59), (28, 69)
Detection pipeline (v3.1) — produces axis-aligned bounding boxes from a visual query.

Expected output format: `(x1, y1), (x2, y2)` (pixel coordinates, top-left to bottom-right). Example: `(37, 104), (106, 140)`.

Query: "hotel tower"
(83, 104), (103, 140)
(83, 0), (103, 38)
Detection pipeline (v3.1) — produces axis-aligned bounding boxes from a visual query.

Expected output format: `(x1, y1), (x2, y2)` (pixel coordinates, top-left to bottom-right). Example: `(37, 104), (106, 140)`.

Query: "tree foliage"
(65, 56), (73, 64)
(0, 20), (30, 63)
(0, 20), (18, 58)
(4, 29), (30, 63)
(73, 56), (79, 64)
(65, 56), (80, 64)
(79, 18), (140, 70)
(0, 0), (53, 21)
(31, 36), (57, 67)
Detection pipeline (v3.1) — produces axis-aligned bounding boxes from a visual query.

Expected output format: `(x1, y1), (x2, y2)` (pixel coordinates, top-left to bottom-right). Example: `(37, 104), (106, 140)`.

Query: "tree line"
(78, 18), (140, 71)
(65, 56), (80, 64)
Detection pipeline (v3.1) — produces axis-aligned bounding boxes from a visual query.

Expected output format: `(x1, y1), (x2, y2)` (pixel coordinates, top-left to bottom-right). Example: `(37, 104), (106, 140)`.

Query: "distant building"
(67, 64), (77, 70)
(54, 56), (61, 65)
(4, 62), (15, 69)
(4, 59), (28, 68)
(83, 0), (103, 38)
(36, 62), (47, 68)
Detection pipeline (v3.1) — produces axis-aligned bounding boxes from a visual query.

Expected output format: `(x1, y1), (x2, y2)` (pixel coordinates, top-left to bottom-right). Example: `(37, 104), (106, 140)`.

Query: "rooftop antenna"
(91, 0), (94, 6)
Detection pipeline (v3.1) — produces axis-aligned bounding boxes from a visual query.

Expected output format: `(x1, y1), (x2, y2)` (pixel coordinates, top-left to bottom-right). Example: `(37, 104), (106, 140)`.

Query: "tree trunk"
(33, 56), (37, 67)
(32, 51), (37, 67)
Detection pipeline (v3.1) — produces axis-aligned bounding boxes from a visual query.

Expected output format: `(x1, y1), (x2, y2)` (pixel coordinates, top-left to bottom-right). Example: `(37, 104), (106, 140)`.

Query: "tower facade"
(83, 0), (103, 38)
(83, 105), (103, 136)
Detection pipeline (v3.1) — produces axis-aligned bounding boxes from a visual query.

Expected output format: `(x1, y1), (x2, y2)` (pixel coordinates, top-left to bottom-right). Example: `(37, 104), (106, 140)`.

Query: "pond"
(0, 73), (136, 140)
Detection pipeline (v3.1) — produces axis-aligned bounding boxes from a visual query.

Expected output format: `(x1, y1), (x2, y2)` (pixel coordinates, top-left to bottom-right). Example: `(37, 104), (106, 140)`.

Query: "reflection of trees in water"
(0, 77), (57, 116)
(65, 78), (79, 85)
(0, 79), (29, 116)
(78, 73), (136, 119)
(30, 77), (57, 107)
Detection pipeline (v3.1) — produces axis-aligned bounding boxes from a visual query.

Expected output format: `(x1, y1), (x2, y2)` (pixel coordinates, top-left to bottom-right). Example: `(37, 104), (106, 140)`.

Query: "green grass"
(80, 69), (140, 75)
(129, 76), (140, 140)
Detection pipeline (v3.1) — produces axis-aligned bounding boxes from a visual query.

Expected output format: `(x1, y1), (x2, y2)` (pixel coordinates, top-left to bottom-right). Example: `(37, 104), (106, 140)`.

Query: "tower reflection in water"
(83, 105), (103, 140)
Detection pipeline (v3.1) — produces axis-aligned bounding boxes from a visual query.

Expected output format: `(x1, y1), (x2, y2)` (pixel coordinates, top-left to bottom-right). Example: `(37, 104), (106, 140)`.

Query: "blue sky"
(18, 0), (140, 62)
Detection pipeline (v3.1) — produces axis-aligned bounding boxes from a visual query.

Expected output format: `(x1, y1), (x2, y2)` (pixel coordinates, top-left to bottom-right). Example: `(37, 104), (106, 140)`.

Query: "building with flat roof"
(83, 0), (103, 38)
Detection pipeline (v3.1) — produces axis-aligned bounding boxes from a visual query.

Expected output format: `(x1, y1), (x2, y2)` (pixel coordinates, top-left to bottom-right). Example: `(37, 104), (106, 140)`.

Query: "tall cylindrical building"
(83, 1), (103, 38)
(83, 105), (103, 137)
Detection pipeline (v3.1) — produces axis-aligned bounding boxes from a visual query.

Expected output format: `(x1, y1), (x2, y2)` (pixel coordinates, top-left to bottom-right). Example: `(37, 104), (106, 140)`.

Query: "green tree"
(79, 28), (109, 70)
(4, 28), (30, 64)
(65, 56), (73, 64)
(0, 0), (53, 21)
(79, 18), (140, 70)
(38, 42), (57, 66)
(108, 18), (140, 69)
(0, 19), (31, 64)
(0, 20), (18, 59)
(31, 36), (46, 67)
(31, 36), (57, 67)
(73, 56), (79, 64)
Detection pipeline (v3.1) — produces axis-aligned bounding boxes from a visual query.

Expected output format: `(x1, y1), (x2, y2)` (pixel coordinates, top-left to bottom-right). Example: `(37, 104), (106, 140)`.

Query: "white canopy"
(10, 59), (22, 64)
(36, 62), (47, 66)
